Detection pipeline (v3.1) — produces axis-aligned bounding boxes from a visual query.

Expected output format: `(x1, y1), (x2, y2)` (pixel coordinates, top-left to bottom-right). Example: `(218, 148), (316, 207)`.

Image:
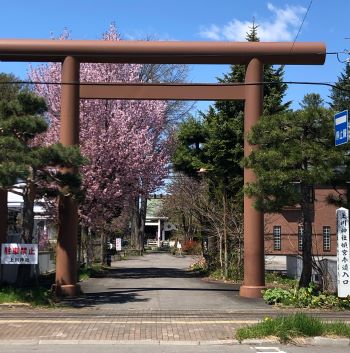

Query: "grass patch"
(79, 263), (107, 280)
(0, 286), (53, 306)
(265, 272), (298, 289)
(235, 313), (350, 343)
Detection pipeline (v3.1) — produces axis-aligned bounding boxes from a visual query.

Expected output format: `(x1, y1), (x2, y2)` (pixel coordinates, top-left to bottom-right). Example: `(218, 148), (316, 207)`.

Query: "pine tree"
(172, 24), (291, 279)
(0, 73), (24, 244)
(172, 116), (207, 178)
(244, 93), (347, 287)
(174, 24), (291, 191)
(330, 62), (350, 112)
(0, 74), (85, 245)
(202, 23), (291, 197)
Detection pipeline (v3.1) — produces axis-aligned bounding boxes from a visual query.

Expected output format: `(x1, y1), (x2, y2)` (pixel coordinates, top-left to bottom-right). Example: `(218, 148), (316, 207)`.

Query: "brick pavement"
(0, 254), (349, 344)
(0, 309), (255, 343)
(0, 307), (349, 343)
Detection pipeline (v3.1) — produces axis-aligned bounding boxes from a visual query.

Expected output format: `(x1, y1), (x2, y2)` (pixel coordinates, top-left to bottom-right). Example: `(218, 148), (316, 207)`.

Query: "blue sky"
(0, 0), (349, 112)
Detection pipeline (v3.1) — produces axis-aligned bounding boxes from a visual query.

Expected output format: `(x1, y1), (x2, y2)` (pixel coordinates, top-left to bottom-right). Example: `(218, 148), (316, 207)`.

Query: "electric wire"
(290, 0), (313, 54)
(0, 79), (348, 93)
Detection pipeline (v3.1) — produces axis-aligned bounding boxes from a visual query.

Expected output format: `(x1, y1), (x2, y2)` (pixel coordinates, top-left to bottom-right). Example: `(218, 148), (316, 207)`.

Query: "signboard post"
(334, 110), (348, 146)
(1, 244), (38, 265)
(336, 208), (350, 297)
(115, 238), (122, 252)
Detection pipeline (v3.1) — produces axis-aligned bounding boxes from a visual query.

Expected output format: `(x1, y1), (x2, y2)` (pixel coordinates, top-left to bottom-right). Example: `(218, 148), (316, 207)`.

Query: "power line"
(0, 79), (349, 93)
(290, 0), (313, 54)
(280, 0), (313, 71)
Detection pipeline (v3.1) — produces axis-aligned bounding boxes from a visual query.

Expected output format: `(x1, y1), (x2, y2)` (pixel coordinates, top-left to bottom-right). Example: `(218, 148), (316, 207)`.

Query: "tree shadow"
(62, 289), (149, 308)
(90, 267), (201, 280)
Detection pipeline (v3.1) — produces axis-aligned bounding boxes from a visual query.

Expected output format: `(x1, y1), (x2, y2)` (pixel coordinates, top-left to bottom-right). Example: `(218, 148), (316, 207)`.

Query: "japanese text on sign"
(115, 238), (122, 251)
(336, 208), (350, 297)
(1, 243), (38, 265)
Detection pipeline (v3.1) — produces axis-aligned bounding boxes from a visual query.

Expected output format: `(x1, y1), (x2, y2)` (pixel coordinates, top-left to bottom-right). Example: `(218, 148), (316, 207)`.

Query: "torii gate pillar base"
(239, 285), (266, 299)
(52, 284), (81, 298)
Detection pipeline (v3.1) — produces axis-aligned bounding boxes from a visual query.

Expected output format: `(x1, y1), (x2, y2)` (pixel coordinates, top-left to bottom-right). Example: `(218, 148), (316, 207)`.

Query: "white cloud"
(199, 3), (307, 41)
(199, 24), (222, 41)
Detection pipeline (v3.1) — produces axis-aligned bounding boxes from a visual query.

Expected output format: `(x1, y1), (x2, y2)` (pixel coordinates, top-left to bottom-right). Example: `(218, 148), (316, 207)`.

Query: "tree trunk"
(86, 227), (93, 266)
(223, 189), (228, 279)
(219, 231), (223, 277)
(131, 195), (146, 254)
(21, 181), (36, 244)
(299, 184), (314, 288)
(138, 195), (147, 253)
(0, 189), (7, 244)
(130, 196), (140, 250)
(77, 223), (82, 279)
(0, 189), (7, 284)
(16, 182), (37, 287)
(100, 231), (107, 265)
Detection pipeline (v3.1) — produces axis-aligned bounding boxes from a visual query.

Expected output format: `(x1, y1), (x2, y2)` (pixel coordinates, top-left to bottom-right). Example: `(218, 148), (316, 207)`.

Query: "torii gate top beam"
(0, 40), (326, 65)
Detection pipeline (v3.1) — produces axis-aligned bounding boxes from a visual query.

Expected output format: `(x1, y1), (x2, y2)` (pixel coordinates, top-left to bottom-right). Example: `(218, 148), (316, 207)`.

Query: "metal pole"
(54, 56), (80, 297)
(240, 58), (265, 298)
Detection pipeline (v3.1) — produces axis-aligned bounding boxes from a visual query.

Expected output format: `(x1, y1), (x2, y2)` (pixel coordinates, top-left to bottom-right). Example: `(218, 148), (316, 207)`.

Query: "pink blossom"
(29, 24), (169, 230)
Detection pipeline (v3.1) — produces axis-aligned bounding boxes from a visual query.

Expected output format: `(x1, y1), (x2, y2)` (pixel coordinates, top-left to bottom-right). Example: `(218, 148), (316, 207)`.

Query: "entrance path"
(0, 253), (348, 344)
(75, 252), (268, 311)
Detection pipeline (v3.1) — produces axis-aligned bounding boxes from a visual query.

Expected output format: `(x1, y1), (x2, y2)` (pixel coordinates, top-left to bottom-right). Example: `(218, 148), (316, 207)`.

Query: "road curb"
(312, 336), (350, 346)
(0, 337), (347, 346)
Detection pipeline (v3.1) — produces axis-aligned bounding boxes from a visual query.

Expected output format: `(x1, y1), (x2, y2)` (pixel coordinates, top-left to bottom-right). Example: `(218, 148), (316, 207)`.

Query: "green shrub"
(263, 283), (350, 310)
(263, 287), (293, 305)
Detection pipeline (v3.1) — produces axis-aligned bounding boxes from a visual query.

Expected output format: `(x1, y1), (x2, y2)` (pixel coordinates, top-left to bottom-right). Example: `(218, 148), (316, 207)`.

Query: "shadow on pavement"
(90, 267), (201, 279)
(62, 289), (149, 308)
(60, 266), (245, 309)
(62, 285), (241, 309)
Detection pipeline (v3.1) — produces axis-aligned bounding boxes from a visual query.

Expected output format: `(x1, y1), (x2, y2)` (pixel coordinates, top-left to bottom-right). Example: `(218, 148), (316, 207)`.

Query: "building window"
(323, 226), (331, 252)
(273, 226), (281, 251)
(298, 226), (303, 251)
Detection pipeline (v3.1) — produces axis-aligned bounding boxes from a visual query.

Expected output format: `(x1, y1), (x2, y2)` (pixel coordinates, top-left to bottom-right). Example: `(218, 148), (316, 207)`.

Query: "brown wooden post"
(54, 56), (80, 297)
(240, 58), (265, 298)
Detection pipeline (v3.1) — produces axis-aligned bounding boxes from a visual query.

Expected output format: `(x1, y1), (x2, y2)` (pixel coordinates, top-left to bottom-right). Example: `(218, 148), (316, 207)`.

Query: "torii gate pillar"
(54, 56), (80, 297)
(240, 58), (265, 298)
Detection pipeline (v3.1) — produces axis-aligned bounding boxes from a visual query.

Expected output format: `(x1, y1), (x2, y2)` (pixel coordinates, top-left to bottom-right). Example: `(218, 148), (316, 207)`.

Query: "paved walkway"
(72, 253), (268, 311)
(0, 253), (348, 344)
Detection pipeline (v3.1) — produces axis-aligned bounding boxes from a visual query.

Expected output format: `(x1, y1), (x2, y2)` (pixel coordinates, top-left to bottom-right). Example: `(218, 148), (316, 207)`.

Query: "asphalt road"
(73, 253), (268, 311)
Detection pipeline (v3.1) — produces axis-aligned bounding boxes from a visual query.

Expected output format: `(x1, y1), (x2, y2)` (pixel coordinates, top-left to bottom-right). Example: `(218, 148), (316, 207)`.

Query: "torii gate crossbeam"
(0, 40), (326, 298)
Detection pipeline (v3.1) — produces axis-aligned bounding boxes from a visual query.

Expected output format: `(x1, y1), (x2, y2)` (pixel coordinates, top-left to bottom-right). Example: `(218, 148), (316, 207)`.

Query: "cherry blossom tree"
(29, 25), (169, 252)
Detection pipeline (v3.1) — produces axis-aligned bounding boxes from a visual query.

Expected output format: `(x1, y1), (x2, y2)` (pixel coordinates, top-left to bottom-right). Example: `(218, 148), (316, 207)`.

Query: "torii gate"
(0, 40), (326, 298)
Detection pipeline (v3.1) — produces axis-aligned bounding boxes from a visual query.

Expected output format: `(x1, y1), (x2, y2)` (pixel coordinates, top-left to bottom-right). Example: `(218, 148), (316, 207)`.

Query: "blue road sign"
(335, 110), (348, 146)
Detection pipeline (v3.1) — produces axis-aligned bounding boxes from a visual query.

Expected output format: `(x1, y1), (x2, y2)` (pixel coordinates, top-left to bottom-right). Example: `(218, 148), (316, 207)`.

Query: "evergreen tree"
(172, 116), (207, 178)
(330, 62), (350, 112)
(0, 73), (25, 244)
(244, 93), (347, 287)
(326, 63), (350, 208)
(172, 24), (291, 279)
(0, 74), (85, 245)
(174, 24), (291, 193)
